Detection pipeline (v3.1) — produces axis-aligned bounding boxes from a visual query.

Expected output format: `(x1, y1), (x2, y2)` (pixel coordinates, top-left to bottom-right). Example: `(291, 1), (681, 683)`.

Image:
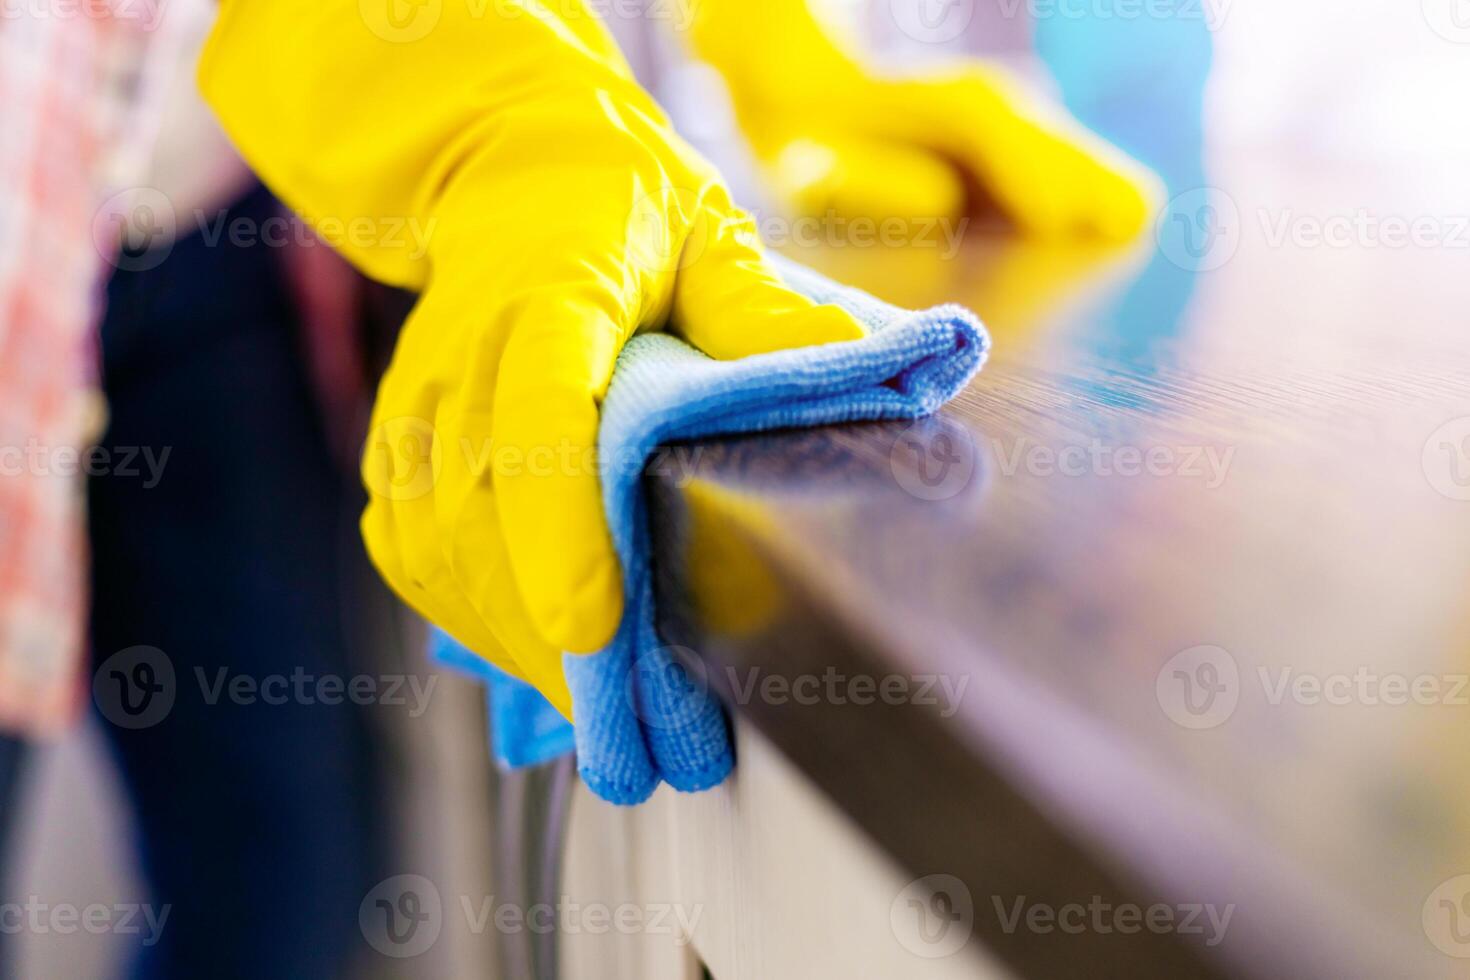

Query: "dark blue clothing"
(89, 185), (398, 980)
(0, 733), (23, 867)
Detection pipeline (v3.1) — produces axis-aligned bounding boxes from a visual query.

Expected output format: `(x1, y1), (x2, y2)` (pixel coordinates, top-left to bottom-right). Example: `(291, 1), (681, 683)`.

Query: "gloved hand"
(684, 0), (1162, 239)
(199, 0), (863, 713)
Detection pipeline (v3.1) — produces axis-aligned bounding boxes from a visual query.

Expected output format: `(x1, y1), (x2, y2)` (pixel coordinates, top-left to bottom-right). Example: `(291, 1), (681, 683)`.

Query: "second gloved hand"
(684, 0), (1163, 240)
(200, 0), (863, 713)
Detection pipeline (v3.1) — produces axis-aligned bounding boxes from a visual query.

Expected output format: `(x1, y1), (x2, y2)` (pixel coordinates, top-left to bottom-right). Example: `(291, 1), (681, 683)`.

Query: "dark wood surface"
(647, 18), (1470, 976)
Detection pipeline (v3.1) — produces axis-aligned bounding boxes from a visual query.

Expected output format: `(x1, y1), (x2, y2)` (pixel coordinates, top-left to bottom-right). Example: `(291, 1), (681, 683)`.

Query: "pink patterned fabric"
(0, 4), (152, 737)
(0, 2), (373, 738)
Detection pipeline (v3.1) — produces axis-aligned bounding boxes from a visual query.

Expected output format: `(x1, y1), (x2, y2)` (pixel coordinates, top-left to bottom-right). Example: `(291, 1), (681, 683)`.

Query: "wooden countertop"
(644, 17), (1470, 976)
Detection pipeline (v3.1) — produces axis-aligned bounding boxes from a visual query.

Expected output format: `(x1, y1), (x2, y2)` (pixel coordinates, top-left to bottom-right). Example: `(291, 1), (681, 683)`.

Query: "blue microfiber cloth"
(429, 627), (575, 769)
(435, 254), (987, 804)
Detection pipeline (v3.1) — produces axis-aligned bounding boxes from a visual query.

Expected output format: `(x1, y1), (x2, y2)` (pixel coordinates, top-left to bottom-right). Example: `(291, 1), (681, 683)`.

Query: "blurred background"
(2, 0), (1464, 976)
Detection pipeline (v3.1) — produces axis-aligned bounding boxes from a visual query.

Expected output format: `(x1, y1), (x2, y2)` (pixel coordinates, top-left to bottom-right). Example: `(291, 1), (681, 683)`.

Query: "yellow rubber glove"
(198, 0), (863, 714)
(683, 0), (1162, 240)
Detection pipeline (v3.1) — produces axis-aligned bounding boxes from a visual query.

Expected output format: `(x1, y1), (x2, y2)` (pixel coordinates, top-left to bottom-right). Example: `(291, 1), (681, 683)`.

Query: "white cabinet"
(560, 719), (1008, 980)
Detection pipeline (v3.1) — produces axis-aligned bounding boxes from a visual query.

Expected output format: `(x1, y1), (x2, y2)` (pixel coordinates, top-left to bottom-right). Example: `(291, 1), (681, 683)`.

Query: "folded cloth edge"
(565, 255), (988, 804)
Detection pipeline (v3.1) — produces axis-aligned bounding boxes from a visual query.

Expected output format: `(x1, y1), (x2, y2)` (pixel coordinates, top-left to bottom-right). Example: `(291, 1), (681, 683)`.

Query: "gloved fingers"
(360, 289), (578, 710)
(766, 135), (965, 224)
(364, 470), (577, 715)
(1064, 138), (1163, 240)
(398, 163), (633, 664)
(983, 119), (1159, 240)
(359, 446), (522, 681)
(437, 433), (577, 712)
(490, 292), (627, 655)
(671, 192), (866, 360)
(900, 70), (1161, 241)
(991, 126), (1103, 238)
